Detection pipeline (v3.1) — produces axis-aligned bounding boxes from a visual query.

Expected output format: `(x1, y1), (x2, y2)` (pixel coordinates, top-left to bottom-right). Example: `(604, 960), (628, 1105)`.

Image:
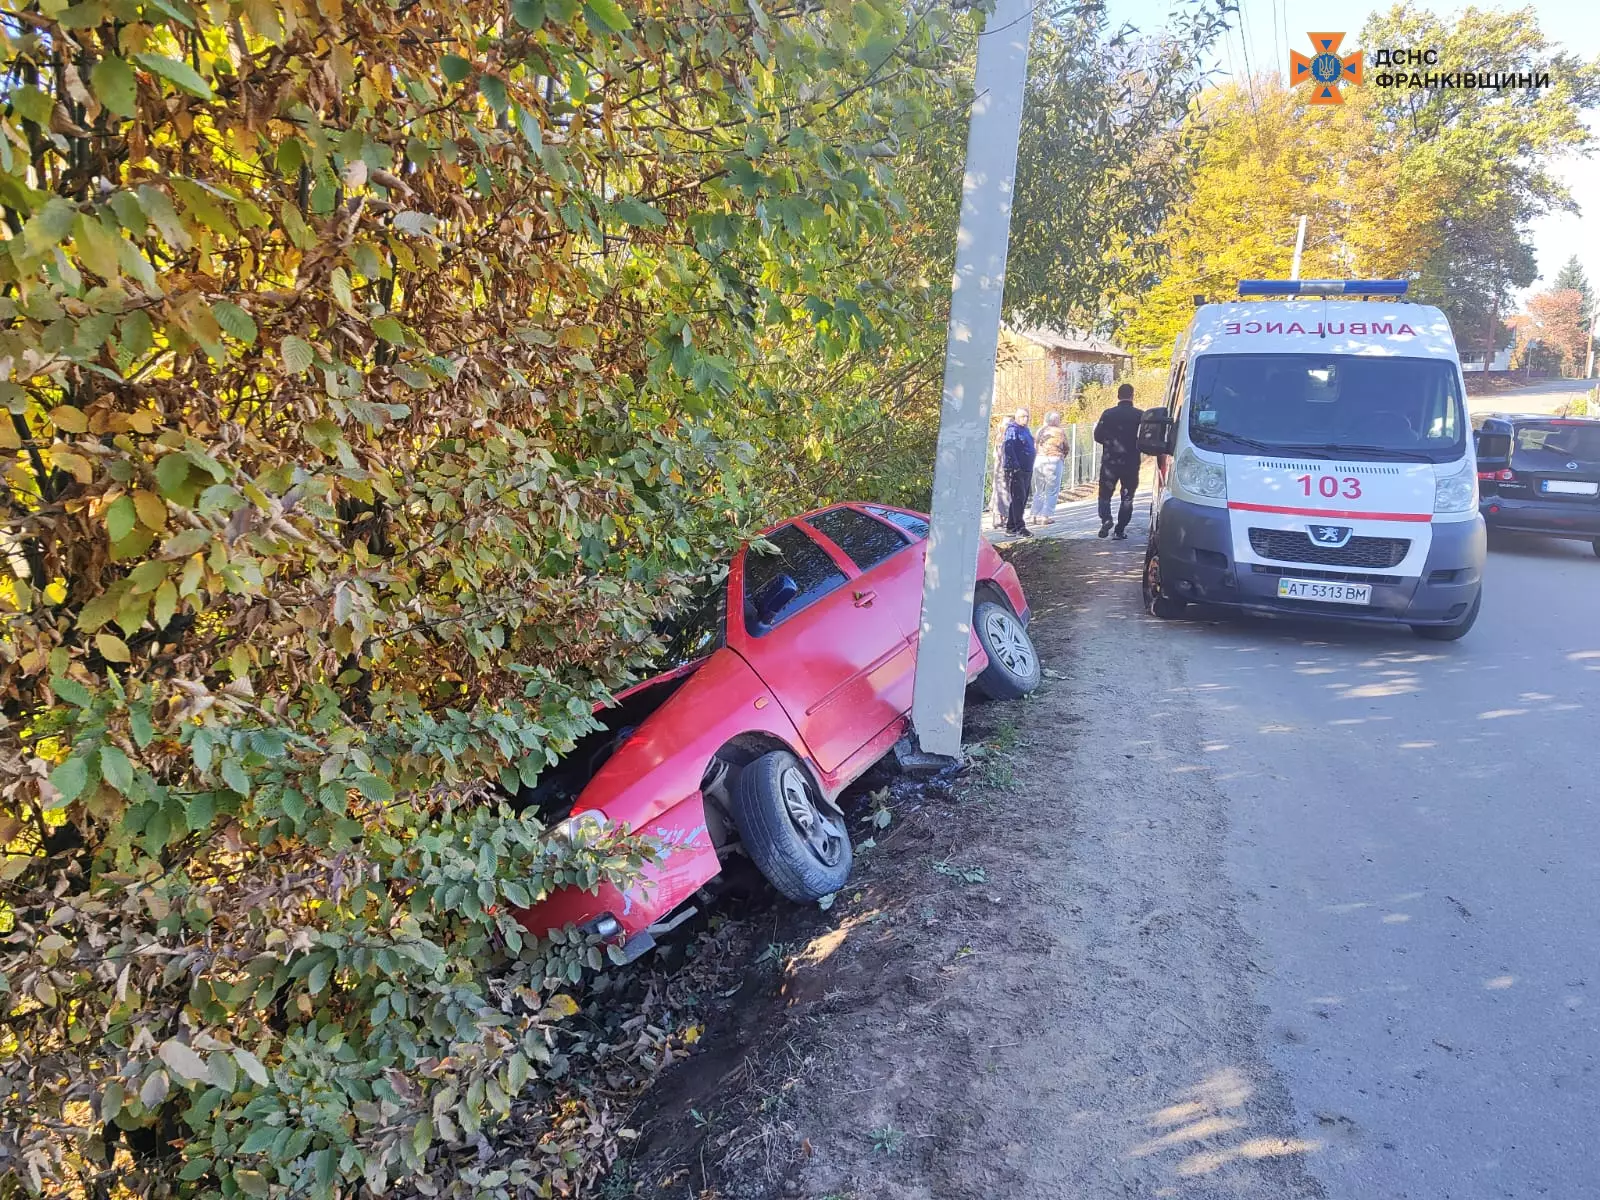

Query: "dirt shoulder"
(614, 535), (1324, 1200)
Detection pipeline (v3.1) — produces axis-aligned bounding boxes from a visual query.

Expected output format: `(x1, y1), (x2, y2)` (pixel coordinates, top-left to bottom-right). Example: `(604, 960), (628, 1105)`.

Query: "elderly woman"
(1030, 411), (1067, 526)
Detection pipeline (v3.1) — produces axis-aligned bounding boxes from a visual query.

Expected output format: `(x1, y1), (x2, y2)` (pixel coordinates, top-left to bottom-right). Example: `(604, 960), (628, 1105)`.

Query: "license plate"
(1277, 577), (1373, 605)
(1542, 479), (1599, 495)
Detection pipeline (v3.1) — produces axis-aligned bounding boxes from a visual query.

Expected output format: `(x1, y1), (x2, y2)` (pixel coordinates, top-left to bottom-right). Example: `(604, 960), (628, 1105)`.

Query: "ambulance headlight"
(1433, 459), (1476, 513)
(1174, 448), (1227, 499)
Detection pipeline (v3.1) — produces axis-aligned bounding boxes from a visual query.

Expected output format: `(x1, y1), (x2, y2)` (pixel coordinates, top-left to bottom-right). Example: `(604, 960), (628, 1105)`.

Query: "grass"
(869, 1123), (906, 1155)
(932, 858), (986, 885)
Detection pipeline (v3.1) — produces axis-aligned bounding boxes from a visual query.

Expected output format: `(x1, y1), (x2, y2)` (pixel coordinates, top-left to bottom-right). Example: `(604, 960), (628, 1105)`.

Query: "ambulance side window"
(1166, 362), (1187, 420)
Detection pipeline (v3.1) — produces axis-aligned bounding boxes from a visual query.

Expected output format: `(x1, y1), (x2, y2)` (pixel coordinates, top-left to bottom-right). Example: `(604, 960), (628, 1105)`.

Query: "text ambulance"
(1136, 280), (1485, 640)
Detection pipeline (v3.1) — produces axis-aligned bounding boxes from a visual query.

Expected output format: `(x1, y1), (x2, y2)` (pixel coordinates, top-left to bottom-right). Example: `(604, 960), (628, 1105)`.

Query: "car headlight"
(1433, 459), (1476, 513)
(552, 811), (609, 844)
(1174, 447), (1227, 499)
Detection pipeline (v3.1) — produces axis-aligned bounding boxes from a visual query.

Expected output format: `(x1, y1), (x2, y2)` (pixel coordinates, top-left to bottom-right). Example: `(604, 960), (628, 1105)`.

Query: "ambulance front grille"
(1248, 528), (1410, 569)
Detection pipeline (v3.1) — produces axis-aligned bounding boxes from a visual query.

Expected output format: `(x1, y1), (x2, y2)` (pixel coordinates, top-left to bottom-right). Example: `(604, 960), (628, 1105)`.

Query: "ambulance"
(1135, 280), (1485, 640)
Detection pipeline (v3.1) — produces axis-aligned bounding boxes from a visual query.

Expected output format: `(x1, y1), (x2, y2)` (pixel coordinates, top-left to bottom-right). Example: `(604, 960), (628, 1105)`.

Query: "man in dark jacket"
(1093, 383), (1144, 540)
(1001, 408), (1036, 537)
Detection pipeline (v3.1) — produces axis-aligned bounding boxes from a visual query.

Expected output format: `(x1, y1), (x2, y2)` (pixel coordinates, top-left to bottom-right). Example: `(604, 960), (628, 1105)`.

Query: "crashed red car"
(518, 503), (1039, 959)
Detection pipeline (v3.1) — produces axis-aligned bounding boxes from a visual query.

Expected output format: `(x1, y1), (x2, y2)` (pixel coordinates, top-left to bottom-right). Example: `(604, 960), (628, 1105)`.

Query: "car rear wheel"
(731, 751), (852, 903)
(1413, 590), (1481, 641)
(972, 600), (1041, 700)
(1143, 548), (1187, 619)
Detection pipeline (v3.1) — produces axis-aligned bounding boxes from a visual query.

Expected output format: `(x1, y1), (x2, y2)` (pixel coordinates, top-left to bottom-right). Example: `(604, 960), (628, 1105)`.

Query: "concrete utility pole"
(911, 0), (1034, 760)
(1290, 215), (1308, 280)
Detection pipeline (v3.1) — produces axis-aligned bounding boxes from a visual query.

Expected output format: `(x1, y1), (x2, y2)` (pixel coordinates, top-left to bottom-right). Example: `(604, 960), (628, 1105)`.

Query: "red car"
(519, 503), (1039, 959)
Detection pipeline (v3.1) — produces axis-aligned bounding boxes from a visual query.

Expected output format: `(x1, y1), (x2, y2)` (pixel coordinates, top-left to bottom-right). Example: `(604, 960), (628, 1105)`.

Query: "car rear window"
(1512, 423), (1600, 465)
(805, 507), (909, 572)
(742, 523), (846, 632)
(864, 506), (931, 539)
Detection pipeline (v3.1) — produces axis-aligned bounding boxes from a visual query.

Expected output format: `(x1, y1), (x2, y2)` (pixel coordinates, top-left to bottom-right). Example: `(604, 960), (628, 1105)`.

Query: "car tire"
(1413, 590), (1481, 641)
(731, 750), (852, 903)
(1143, 547), (1187, 619)
(972, 599), (1042, 700)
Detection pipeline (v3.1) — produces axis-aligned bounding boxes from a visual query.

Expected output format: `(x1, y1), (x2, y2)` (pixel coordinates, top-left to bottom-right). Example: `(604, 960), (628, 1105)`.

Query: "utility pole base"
(893, 735), (961, 779)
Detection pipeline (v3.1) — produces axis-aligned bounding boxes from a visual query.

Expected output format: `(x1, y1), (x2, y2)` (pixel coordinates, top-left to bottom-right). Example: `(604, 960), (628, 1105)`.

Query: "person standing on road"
(1003, 408), (1037, 537)
(1094, 383), (1144, 540)
(1030, 411), (1067, 526)
(990, 418), (1011, 528)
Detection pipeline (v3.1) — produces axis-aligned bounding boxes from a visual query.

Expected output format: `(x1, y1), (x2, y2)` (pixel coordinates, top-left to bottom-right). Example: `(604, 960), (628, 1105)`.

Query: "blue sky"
(1102, 0), (1600, 308)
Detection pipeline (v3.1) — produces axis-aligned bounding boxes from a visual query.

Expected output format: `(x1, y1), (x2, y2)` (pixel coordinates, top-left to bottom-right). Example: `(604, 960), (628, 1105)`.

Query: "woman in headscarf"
(1030, 411), (1066, 525)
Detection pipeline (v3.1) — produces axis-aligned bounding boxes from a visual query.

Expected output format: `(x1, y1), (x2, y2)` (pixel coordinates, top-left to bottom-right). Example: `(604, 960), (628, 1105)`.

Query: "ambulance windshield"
(1188, 354), (1465, 463)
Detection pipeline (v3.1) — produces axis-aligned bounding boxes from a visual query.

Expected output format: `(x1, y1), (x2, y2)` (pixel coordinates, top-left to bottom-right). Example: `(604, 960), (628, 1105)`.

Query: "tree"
(1523, 289), (1590, 375)
(1121, 4), (1600, 362)
(0, 0), (966, 1194)
(1358, 4), (1600, 353)
(1004, 0), (1233, 331)
(1553, 256), (1593, 312)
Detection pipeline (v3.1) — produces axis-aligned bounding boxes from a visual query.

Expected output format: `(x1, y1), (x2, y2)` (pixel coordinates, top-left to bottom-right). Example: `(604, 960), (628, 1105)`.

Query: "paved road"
(1469, 376), (1594, 416)
(1000, 498), (1600, 1197)
(1135, 526), (1598, 1197)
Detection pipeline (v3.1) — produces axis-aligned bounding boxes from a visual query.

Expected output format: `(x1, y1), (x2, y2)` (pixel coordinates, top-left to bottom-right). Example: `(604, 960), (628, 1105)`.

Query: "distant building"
(993, 325), (1132, 419)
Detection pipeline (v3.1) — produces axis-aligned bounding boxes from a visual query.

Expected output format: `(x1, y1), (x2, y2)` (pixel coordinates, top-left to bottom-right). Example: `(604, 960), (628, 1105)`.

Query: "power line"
(1236, 0), (1260, 108)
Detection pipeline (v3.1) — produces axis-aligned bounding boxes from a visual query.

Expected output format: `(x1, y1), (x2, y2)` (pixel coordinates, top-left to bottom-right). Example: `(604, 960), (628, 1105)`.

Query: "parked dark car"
(1474, 414), (1600, 556)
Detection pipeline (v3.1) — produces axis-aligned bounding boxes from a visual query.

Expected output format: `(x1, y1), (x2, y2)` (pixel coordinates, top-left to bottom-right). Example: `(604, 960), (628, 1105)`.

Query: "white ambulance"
(1136, 280), (1485, 640)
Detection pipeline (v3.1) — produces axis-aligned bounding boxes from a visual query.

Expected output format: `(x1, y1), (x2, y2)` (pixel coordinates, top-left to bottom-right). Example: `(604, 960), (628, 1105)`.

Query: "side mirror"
(1137, 409), (1175, 457)
(752, 574), (799, 626)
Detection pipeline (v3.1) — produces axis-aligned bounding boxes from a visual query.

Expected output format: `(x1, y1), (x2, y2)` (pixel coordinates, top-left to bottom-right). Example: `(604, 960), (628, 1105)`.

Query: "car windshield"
(1511, 422), (1600, 466)
(652, 574), (727, 669)
(1188, 353), (1466, 463)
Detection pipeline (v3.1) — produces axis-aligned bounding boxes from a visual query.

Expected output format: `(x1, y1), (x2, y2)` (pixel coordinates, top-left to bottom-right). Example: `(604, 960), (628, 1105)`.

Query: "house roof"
(1006, 325), (1131, 358)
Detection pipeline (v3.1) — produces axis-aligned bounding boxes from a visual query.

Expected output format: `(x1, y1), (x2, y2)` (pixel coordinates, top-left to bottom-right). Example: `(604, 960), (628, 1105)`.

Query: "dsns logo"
(1290, 32), (1363, 104)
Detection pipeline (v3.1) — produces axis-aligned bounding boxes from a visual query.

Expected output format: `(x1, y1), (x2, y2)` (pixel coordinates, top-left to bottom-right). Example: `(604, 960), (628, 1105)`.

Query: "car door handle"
(852, 590), (877, 608)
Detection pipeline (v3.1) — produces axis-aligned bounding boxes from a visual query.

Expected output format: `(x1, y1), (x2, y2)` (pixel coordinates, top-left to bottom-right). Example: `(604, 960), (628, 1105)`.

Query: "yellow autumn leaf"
(133, 488), (168, 531)
(681, 1024), (702, 1045)
(49, 450), (95, 484)
(49, 406), (89, 433)
(540, 993), (579, 1020)
(95, 633), (132, 663)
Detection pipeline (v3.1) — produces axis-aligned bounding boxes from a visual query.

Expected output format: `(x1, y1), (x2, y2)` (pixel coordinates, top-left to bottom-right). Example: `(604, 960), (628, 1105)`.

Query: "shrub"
(0, 0), (954, 1194)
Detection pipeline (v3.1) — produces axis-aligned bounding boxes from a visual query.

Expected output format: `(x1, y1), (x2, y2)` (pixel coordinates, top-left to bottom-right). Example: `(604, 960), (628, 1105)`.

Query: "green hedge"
(0, 0), (956, 1194)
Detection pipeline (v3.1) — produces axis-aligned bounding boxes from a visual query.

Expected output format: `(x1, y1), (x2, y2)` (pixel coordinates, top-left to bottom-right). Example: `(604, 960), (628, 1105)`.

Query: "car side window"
(742, 523), (847, 634)
(864, 506), (930, 540)
(805, 507), (910, 572)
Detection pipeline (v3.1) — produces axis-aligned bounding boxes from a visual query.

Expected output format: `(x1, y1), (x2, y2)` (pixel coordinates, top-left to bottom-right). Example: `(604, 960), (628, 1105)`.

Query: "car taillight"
(1496, 468), (1514, 481)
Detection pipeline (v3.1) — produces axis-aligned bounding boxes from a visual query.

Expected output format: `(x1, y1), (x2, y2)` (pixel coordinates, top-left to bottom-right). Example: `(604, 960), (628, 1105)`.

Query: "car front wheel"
(1143, 547), (1187, 619)
(731, 751), (852, 903)
(972, 600), (1041, 700)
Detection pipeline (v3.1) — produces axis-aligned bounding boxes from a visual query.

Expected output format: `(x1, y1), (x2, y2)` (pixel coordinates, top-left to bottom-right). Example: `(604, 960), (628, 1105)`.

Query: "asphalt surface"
(1468, 376), (1594, 417)
(996, 498), (1600, 1198)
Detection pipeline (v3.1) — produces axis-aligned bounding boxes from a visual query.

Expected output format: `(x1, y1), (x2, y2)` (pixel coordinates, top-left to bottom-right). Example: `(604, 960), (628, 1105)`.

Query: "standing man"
(1030, 411), (1066, 526)
(1002, 408), (1036, 537)
(1093, 383), (1144, 540)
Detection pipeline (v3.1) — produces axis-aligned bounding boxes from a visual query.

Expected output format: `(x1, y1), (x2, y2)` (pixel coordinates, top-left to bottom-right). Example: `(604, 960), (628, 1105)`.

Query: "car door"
(730, 521), (908, 776)
(803, 506), (922, 716)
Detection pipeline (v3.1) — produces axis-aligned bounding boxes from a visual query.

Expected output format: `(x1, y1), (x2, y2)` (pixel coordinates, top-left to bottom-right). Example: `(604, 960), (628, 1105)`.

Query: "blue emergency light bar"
(1238, 279), (1409, 297)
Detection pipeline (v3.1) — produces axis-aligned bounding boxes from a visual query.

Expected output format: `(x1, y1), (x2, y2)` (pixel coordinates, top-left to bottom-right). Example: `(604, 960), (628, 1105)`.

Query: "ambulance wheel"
(1143, 548), (1187, 619)
(1413, 591), (1480, 641)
